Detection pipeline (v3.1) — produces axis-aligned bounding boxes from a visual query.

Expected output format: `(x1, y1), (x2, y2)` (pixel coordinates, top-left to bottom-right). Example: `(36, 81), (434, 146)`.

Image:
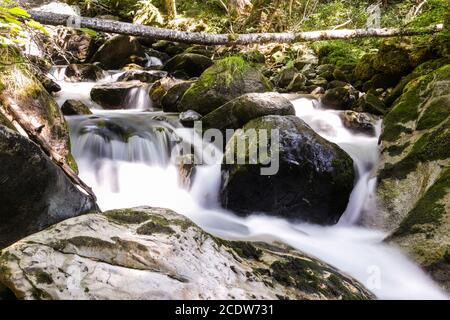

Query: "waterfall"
(54, 70), (448, 300)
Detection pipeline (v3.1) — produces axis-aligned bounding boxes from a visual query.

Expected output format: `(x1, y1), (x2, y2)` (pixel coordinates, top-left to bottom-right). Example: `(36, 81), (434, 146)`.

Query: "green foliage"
(134, 0), (164, 25)
(0, 1), (46, 46)
(67, 0), (139, 19)
(313, 40), (368, 69)
(303, 0), (369, 31)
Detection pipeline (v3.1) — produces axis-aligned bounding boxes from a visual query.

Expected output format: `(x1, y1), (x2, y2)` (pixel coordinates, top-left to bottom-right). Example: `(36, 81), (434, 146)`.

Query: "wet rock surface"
(0, 207), (373, 300)
(0, 126), (97, 249)
(221, 115), (355, 225)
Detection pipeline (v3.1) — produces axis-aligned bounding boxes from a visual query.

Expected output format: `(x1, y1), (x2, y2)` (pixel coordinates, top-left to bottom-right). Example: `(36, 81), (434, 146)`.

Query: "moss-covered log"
(28, 10), (444, 45)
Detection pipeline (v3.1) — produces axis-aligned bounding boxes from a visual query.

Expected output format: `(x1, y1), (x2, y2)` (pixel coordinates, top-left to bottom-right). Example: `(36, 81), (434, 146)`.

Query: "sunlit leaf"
(8, 7), (30, 18)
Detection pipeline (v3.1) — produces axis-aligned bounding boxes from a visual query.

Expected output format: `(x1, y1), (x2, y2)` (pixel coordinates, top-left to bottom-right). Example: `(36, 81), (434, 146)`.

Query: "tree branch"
(29, 10), (444, 46)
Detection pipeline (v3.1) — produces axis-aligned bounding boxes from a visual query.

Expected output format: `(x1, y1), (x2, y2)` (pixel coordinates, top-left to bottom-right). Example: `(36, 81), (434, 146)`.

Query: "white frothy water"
(50, 67), (153, 110)
(56, 75), (448, 300)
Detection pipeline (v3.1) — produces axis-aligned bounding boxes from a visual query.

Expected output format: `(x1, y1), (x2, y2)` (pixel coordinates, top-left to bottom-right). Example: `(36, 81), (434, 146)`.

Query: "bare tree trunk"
(29, 10), (444, 45)
(165, 0), (177, 20)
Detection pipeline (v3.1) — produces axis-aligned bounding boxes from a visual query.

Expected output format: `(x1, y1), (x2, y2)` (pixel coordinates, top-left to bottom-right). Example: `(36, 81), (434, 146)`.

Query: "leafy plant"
(0, 1), (46, 46)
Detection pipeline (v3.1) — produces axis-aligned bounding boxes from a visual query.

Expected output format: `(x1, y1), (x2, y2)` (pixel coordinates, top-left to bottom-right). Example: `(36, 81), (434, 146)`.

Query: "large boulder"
(273, 67), (298, 88)
(373, 42), (412, 76)
(202, 92), (295, 132)
(64, 64), (106, 82)
(0, 49), (75, 171)
(0, 207), (372, 300)
(321, 85), (359, 110)
(355, 93), (387, 115)
(91, 35), (146, 70)
(91, 81), (151, 110)
(163, 53), (213, 78)
(149, 77), (187, 109)
(0, 126), (97, 249)
(161, 81), (194, 112)
(374, 64), (450, 291)
(221, 115), (355, 225)
(178, 56), (273, 115)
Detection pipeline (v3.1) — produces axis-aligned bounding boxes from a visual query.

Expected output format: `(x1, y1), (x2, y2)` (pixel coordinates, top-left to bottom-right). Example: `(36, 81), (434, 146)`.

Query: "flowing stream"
(51, 67), (448, 300)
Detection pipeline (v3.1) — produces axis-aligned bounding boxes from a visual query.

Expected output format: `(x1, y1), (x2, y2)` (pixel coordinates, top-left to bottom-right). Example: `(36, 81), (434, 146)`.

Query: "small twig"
(332, 19), (352, 30)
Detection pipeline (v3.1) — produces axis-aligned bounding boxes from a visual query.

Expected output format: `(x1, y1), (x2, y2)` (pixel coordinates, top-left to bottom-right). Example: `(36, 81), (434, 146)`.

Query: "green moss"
(34, 271), (53, 285)
(327, 274), (362, 300)
(385, 58), (449, 107)
(395, 167), (449, 236)
(228, 242), (263, 261)
(380, 120), (450, 180)
(444, 248), (450, 264)
(387, 142), (410, 157)
(314, 40), (365, 70)
(136, 217), (175, 235)
(171, 219), (194, 231)
(63, 236), (116, 250)
(104, 209), (151, 225)
(332, 158), (355, 187)
(417, 96), (450, 130)
(270, 257), (322, 294)
(66, 153), (78, 173)
(211, 237), (263, 261)
(381, 76), (426, 142)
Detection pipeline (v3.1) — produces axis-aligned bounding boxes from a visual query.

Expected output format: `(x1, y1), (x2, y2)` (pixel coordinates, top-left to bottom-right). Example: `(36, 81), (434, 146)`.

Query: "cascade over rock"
(91, 81), (151, 110)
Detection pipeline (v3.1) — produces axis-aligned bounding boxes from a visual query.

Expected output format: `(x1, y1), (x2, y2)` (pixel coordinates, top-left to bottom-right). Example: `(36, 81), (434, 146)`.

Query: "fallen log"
(29, 10), (444, 45)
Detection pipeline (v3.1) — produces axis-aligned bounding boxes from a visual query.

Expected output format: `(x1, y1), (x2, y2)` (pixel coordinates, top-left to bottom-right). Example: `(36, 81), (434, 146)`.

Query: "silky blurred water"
(52, 68), (448, 300)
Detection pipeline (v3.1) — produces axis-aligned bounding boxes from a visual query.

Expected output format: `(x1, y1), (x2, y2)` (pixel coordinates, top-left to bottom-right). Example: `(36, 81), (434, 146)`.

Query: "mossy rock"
(221, 115), (355, 225)
(354, 53), (377, 82)
(64, 64), (106, 82)
(373, 43), (412, 76)
(117, 70), (168, 83)
(61, 100), (92, 116)
(356, 93), (387, 116)
(376, 64), (450, 290)
(162, 81), (194, 112)
(381, 64), (450, 143)
(202, 92), (295, 133)
(163, 53), (213, 78)
(0, 46), (76, 175)
(178, 56), (273, 115)
(91, 35), (146, 69)
(321, 85), (359, 110)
